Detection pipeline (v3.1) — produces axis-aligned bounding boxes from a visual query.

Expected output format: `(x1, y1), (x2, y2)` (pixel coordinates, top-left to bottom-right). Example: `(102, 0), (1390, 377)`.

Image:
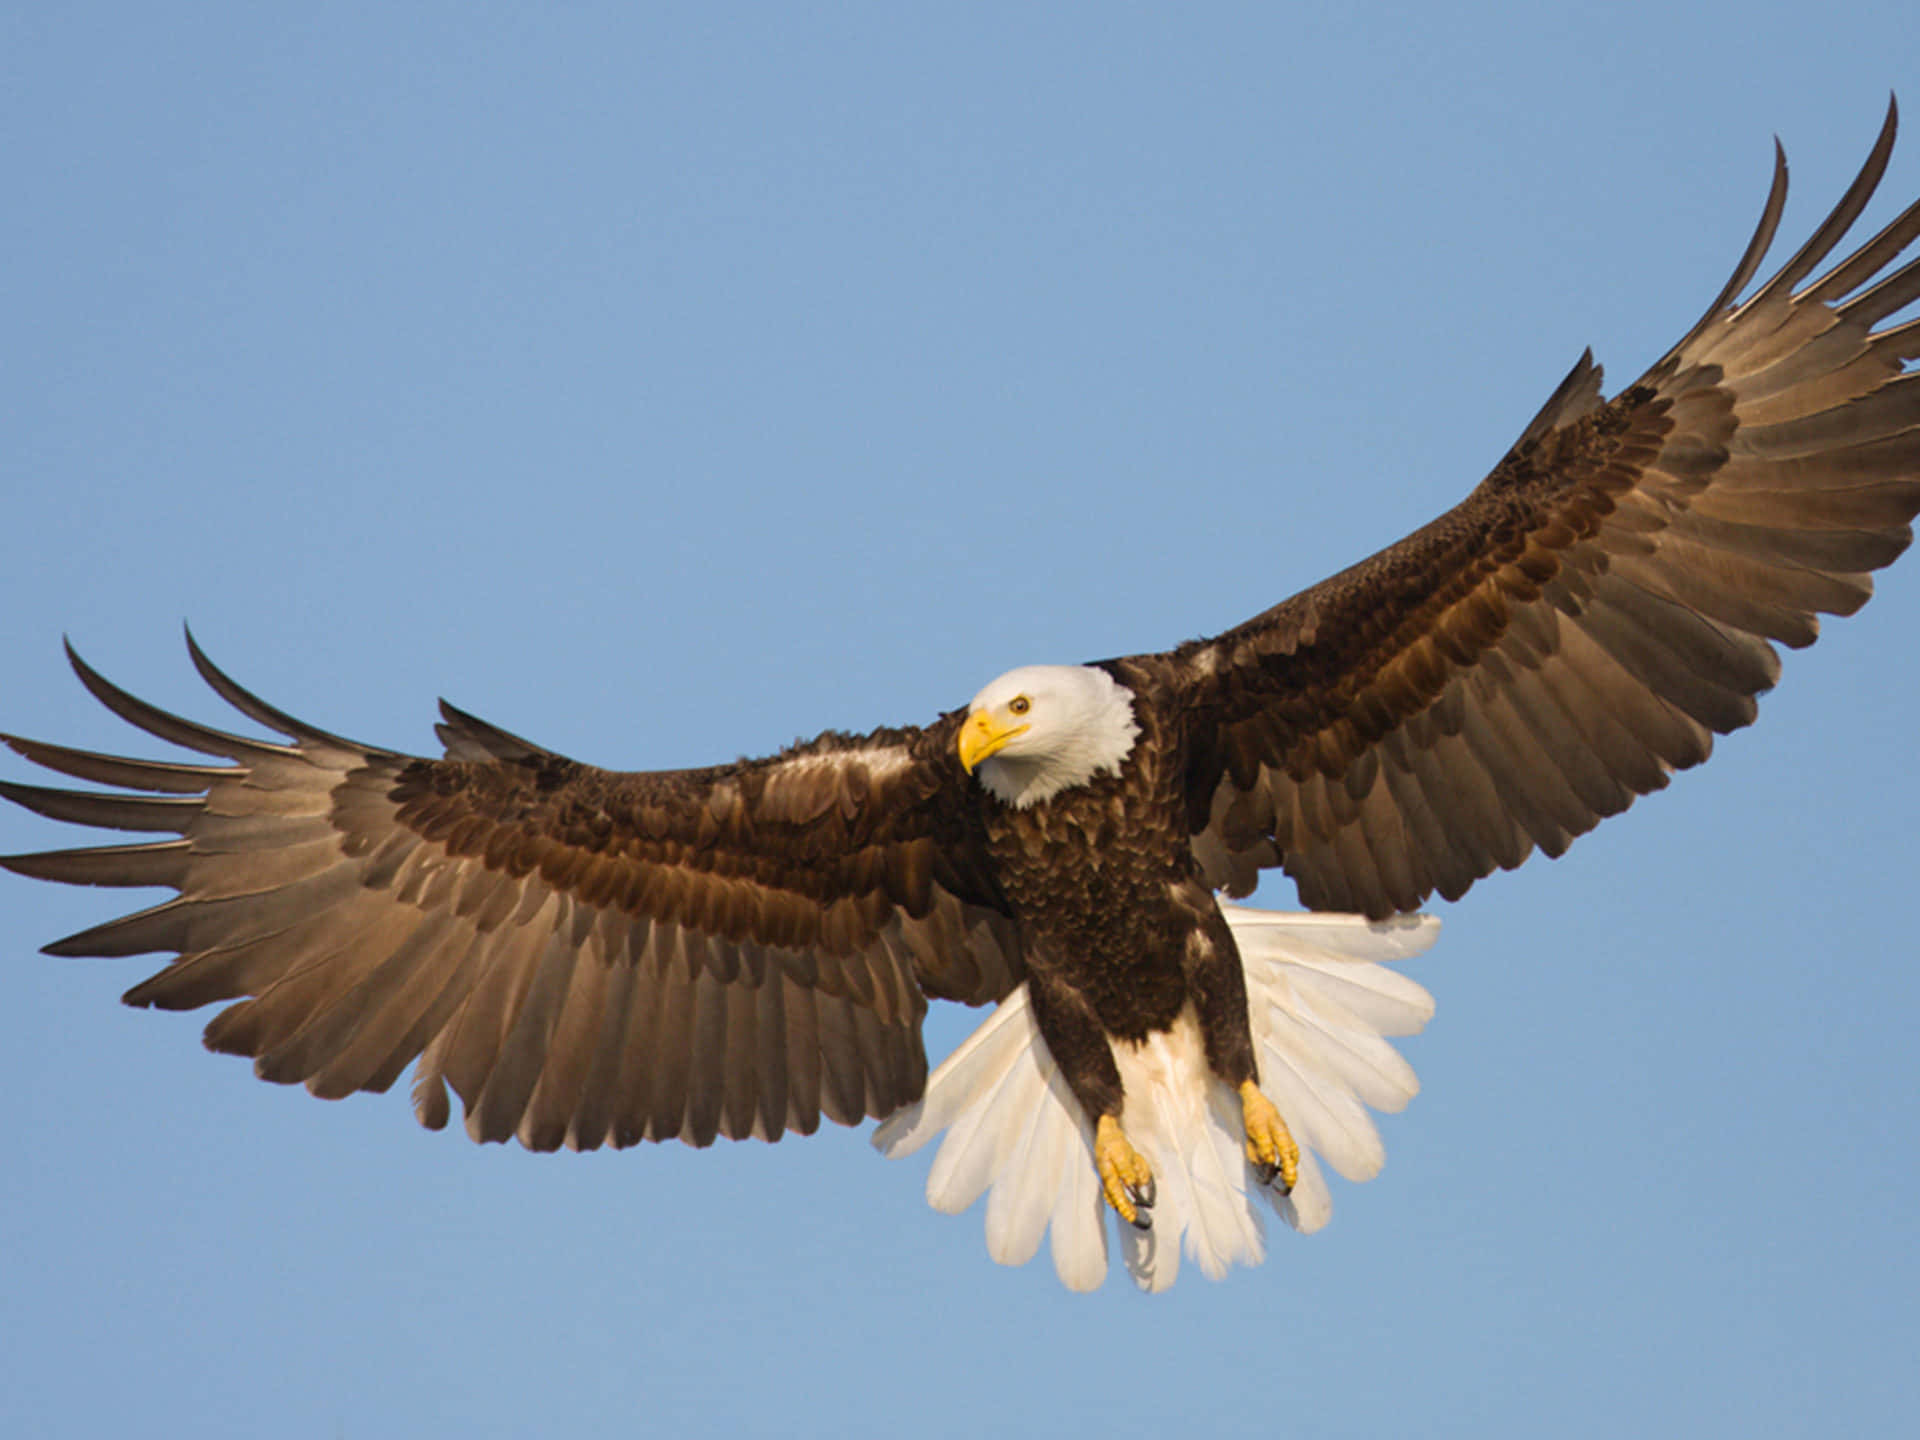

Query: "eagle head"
(958, 664), (1141, 808)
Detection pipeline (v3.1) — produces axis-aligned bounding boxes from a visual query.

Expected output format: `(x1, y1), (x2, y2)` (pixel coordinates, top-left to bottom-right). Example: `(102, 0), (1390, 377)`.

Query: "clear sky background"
(3, 5), (1918, 1437)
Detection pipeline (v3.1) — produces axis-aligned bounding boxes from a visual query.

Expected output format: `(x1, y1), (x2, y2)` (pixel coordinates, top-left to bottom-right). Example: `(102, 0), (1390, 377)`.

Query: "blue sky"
(3, 4), (1918, 1437)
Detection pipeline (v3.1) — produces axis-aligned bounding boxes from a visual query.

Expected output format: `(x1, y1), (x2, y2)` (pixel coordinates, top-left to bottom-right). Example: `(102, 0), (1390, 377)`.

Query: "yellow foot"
(1094, 1114), (1156, 1231)
(1240, 1080), (1299, 1194)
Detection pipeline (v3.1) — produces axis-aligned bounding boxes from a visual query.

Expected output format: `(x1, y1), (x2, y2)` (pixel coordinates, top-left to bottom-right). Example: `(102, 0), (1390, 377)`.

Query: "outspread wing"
(0, 634), (1019, 1149)
(1171, 100), (1920, 917)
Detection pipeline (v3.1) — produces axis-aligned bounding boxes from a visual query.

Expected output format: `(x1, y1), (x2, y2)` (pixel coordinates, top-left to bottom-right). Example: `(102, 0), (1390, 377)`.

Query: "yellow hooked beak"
(958, 709), (1029, 773)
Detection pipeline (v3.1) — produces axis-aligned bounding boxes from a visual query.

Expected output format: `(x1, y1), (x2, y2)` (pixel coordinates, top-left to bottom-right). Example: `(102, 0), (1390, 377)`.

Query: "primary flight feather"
(6, 101), (1920, 1291)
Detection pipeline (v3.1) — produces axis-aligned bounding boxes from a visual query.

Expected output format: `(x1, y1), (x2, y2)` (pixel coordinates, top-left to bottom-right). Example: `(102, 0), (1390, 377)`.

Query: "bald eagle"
(6, 105), (1920, 1292)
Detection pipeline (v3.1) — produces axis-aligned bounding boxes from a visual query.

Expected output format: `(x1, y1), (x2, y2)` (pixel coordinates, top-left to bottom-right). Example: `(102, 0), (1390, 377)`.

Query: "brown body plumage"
(980, 658), (1257, 1126)
(6, 102), (1920, 1285)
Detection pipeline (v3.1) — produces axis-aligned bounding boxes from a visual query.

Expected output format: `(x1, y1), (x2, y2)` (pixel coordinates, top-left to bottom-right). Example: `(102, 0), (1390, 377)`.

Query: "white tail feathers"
(872, 904), (1437, 1291)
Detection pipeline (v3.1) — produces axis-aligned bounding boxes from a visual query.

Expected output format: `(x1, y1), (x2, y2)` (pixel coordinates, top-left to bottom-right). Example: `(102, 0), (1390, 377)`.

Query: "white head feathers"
(962, 664), (1141, 808)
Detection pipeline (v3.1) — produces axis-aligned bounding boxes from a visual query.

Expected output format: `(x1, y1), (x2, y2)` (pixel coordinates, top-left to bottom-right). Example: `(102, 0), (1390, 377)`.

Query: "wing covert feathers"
(874, 906), (1437, 1291)
(0, 641), (1019, 1149)
(1180, 100), (1920, 916)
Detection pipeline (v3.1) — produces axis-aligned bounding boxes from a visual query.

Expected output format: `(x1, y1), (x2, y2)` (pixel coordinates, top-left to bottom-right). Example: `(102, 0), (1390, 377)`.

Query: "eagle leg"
(1094, 1114), (1155, 1230)
(1240, 1081), (1299, 1194)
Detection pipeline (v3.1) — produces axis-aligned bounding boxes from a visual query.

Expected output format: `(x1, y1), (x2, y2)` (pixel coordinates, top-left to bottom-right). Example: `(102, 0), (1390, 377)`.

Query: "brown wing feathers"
(1187, 100), (1920, 917)
(0, 635), (1016, 1149)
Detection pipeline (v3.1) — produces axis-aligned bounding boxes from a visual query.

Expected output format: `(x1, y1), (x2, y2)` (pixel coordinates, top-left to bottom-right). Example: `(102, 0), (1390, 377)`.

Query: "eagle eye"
(1009, 695), (1031, 716)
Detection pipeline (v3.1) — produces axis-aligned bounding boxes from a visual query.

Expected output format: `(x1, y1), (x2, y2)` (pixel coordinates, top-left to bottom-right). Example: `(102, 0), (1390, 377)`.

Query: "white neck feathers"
(969, 665), (1141, 809)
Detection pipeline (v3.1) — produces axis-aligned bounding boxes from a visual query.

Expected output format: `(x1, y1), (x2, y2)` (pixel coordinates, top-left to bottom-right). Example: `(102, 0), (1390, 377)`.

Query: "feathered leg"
(1026, 967), (1156, 1229)
(1184, 894), (1295, 1191)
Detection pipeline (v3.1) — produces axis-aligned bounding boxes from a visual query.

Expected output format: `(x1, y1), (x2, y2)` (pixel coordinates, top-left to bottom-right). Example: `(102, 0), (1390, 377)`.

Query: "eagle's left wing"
(1162, 102), (1920, 917)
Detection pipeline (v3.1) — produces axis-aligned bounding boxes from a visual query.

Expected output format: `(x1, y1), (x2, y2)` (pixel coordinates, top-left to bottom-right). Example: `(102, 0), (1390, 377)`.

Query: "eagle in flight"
(6, 103), (1920, 1291)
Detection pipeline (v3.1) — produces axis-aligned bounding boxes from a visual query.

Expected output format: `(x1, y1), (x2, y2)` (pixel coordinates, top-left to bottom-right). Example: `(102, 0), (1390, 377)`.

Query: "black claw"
(1123, 1179), (1155, 1231)
(1254, 1160), (1293, 1196)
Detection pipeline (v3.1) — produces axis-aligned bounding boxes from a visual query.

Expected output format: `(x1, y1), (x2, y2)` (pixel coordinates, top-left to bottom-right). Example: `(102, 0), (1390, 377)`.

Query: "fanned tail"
(872, 905), (1438, 1291)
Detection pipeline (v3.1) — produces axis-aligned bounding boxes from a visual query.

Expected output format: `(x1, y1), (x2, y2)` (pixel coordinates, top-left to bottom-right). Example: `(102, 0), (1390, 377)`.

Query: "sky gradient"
(3, 6), (1917, 1437)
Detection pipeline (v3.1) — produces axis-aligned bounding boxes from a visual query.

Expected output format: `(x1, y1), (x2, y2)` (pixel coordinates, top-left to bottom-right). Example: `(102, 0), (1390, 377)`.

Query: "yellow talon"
(1094, 1114), (1156, 1230)
(1240, 1081), (1299, 1193)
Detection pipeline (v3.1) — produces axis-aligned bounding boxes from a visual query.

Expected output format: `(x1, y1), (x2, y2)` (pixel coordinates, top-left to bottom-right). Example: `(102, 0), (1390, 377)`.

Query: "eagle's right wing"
(1, 635), (1020, 1149)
